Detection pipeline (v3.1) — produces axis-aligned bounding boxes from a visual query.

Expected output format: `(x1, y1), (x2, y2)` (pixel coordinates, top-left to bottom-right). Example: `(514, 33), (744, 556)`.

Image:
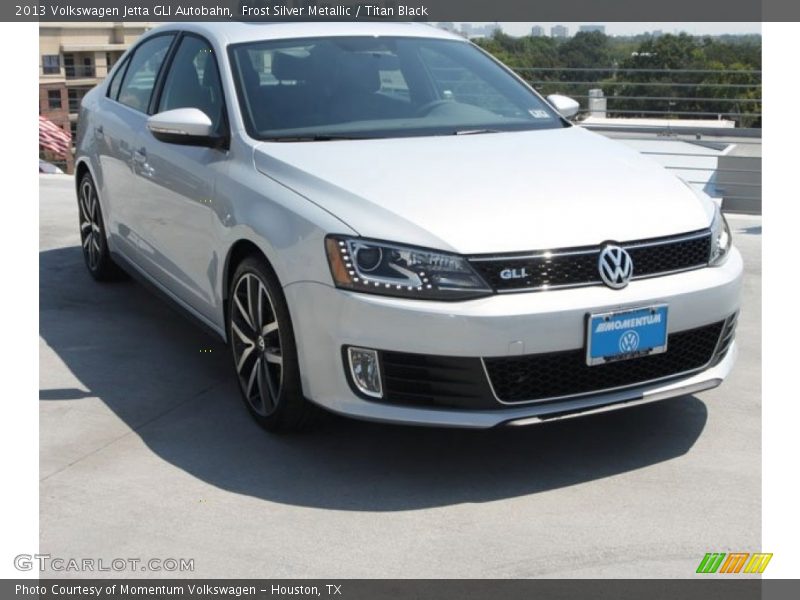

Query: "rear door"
(95, 33), (176, 264)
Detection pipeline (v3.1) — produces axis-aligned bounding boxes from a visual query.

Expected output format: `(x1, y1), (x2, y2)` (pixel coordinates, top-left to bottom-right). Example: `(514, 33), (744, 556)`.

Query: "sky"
(470, 22), (762, 37)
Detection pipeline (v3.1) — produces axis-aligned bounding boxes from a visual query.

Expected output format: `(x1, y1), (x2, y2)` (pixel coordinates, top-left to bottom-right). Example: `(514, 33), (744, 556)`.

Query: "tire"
(228, 256), (312, 432)
(77, 173), (125, 281)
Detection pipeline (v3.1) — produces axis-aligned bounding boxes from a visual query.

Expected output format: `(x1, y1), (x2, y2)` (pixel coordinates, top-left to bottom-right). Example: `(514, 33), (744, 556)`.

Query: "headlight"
(709, 205), (732, 266)
(325, 235), (492, 300)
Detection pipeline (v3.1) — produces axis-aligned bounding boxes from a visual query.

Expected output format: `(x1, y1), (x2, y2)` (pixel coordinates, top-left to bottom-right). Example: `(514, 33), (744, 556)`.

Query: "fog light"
(347, 347), (383, 398)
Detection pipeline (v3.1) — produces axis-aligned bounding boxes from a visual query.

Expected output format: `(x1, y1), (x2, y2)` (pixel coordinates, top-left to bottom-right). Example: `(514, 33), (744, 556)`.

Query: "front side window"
(157, 36), (225, 134)
(117, 35), (174, 113)
(229, 36), (563, 140)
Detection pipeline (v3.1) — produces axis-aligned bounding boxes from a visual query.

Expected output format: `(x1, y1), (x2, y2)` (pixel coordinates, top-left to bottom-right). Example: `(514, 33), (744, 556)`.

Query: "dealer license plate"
(586, 305), (669, 366)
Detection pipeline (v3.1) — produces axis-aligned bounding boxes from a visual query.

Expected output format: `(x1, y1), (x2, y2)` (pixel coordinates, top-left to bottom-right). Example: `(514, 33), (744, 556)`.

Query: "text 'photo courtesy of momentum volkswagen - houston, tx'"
(74, 22), (741, 432)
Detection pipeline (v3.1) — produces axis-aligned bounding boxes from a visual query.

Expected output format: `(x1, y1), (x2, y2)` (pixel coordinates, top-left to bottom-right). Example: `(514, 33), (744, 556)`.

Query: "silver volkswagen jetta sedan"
(74, 22), (742, 431)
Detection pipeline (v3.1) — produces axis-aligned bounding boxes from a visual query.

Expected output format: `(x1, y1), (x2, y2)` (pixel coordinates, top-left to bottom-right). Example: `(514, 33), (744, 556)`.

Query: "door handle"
(133, 147), (154, 177)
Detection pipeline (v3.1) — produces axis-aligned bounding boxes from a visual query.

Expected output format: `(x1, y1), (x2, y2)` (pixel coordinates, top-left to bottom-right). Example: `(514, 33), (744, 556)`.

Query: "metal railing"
(49, 64), (762, 214)
(65, 65), (96, 79)
(515, 66), (762, 128)
(509, 67), (762, 214)
(580, 124), (761, 214)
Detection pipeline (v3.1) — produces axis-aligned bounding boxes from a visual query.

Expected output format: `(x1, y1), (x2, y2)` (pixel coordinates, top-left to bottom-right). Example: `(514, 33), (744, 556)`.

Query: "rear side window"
(117, 35), (174, 113)
(106, 56), (129, 101)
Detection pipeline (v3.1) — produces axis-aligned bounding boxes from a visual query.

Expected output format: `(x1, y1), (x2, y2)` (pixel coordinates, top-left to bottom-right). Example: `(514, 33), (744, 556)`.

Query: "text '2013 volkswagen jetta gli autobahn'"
(74, 22), (742, 431)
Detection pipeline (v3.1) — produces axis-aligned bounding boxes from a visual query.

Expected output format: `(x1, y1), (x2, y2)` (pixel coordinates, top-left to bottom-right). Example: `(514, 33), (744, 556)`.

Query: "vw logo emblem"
(598, 245), (634, 289)
(619, 330), (640, 353)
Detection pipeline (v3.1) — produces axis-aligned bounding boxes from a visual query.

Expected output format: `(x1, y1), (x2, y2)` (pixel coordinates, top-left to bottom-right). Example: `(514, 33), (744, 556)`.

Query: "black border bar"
(8, 1), (798, 22)
(2, 579), (791, 600)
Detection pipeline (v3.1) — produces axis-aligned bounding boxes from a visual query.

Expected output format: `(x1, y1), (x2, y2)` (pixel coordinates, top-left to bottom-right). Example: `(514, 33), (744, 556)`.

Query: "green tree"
(474, 31), (761, 126)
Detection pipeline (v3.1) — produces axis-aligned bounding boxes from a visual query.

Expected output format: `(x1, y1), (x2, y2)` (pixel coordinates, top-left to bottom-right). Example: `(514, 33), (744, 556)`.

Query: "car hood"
(253, 126), (713, 254)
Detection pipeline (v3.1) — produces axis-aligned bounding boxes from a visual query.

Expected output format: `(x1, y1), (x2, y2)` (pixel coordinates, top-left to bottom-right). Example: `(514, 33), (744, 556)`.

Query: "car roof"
(145, 21), (467, 46)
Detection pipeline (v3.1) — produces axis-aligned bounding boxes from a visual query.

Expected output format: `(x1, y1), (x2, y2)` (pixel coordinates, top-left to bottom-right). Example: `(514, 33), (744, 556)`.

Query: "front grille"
(484, 321), (725, 403)
(469, 230), (711, 292)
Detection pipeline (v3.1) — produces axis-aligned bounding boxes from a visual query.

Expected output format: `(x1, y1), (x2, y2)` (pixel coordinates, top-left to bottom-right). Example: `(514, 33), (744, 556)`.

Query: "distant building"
(531, 25), (545, 37)
(466, 23), (502, 39)
(39, 22), (153, 172)
(551, 25), (569, 38)
(460, 23), (473, 37)
(579, 25), (606, 34)
(651, 30), (664, 38)
(483, 23), (501, 37)
(437, 22), (456, 33)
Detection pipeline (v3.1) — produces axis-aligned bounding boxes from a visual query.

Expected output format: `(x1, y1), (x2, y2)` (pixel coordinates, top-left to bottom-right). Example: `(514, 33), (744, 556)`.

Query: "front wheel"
(228, 257), (312, 432)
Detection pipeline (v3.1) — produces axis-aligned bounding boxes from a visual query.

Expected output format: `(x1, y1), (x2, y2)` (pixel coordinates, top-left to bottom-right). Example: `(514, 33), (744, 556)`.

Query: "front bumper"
(284, 247), (742, 428)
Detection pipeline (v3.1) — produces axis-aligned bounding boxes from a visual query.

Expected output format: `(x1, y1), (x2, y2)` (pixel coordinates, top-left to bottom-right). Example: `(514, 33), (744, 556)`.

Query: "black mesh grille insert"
(469, 231), (711, 292)
(374, 319), (733, 409)
(381, 352), (496, 408)
(483, 321), (725, 403)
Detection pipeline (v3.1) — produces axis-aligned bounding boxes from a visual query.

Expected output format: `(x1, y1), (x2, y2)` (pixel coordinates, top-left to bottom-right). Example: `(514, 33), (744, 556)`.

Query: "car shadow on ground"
(40, 245), (708, 512)
(736, 225), (762, 235)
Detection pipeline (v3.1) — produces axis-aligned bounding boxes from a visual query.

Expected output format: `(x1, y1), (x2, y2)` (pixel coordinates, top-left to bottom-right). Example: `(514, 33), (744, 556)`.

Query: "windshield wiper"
(266, 135), (373, 142)
(452, 128), (503, 136)
(266, 129), (504, 141)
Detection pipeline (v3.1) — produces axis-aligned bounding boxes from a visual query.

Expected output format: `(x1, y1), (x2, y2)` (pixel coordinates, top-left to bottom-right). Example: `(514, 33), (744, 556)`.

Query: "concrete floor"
(39, 174), (761, 578)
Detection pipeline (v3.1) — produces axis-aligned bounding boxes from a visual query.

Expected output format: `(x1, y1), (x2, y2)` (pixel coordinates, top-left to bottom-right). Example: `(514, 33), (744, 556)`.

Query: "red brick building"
(39, 23), (154, 173)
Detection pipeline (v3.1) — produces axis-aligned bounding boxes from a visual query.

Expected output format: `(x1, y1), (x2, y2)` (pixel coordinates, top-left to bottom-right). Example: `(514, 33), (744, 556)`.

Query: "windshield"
(229, 36), (565, 141)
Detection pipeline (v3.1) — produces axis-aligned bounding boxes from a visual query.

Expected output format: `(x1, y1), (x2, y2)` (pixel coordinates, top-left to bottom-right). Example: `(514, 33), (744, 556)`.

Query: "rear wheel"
(228, 256), (311, 432)
(77, 173), (124, 281)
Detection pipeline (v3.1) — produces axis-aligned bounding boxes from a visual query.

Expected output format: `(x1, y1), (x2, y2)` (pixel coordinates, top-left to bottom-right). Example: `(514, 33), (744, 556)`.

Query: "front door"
(132, 34), (229, 325)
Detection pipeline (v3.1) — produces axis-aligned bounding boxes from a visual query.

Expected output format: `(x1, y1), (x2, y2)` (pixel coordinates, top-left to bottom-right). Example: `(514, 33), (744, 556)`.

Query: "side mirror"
(546, 94), (580, 120)
(147, 108), (224, 148)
